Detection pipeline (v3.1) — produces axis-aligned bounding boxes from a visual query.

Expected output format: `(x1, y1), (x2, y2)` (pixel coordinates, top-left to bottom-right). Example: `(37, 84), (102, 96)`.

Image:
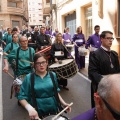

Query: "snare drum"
(42, 115), (69, 120)
(49, 59), (77, 80)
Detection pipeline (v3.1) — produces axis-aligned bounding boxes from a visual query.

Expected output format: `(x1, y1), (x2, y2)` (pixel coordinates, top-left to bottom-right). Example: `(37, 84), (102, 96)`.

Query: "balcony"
(43, 0), (50, 14)
(7, 7), (23, 16)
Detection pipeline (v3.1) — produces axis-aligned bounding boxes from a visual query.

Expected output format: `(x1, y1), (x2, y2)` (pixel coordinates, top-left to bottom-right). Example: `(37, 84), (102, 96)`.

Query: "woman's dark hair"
(12, 33), (18, 38)
(12, 27), (18, 32)
(34, 53), (48, 63)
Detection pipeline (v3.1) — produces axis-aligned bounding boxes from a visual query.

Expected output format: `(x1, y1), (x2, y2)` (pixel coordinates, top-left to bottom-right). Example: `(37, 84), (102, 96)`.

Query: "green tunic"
(3, 42), (19, 54)
(2, 33), (12, 45)
(4, 47), (35, 76)
(17, 72), (60, 116)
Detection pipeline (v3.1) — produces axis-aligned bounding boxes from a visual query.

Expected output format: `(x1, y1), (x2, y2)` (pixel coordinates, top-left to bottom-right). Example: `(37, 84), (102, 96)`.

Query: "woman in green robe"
(17, 54), (71, 119)
(3, 33), (19, 56)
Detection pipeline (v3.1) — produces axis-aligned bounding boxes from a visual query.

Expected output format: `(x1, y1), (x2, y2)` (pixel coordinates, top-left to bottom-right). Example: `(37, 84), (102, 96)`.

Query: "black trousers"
(58, 78), (67, 87)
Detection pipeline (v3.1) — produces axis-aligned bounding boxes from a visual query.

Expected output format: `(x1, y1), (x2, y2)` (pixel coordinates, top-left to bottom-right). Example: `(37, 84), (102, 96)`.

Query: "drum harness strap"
(30, 71), (65, 118)
(10, 47), (32, 99)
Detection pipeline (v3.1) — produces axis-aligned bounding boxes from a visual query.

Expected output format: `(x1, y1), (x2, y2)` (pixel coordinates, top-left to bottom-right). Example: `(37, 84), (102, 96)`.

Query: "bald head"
(19, 36), (27, 42)
(97, 74), (120, 100)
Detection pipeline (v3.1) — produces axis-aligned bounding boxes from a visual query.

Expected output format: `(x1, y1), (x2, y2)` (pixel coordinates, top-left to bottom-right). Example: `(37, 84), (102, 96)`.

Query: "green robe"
(2, 33), (12, 45)
(4, 47), (35, 76)
(3, 42), (19, 54)
(17, 72), (60, 116)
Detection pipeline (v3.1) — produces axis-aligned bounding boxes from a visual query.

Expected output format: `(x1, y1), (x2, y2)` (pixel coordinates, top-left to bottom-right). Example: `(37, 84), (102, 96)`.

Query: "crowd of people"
(1, 24), (120, 120)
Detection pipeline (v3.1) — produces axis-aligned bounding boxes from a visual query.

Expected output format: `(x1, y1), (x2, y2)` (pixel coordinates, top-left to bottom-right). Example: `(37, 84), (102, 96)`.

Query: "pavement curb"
(0, 53), (3, 120)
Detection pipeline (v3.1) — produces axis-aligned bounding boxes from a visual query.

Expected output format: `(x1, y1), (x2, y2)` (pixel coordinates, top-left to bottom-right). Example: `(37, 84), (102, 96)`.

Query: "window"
(8, 2), (17, 7)
(118, 0), (120, 36)
(33, 14), (35, 17)
(12, 21), (19, 28)
(85, 6), (92, 39)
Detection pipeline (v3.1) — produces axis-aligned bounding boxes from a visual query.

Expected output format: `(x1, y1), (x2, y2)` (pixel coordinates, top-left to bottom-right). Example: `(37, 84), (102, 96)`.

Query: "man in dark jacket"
(89, 31), (120, 108)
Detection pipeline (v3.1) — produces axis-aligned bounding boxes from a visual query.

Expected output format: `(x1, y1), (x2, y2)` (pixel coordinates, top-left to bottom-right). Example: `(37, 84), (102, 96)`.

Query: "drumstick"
(52, 102), (73, 120)
(20, 59), (33, 64)
(7, 72), (14, 79)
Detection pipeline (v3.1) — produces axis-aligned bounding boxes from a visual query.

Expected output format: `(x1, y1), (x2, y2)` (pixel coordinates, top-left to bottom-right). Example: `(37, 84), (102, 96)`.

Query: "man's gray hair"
(97, 76), (113, 100)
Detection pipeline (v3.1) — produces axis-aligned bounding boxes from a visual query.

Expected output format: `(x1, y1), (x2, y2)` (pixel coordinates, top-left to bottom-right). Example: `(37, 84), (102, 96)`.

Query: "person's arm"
(85, 36), (92, 51)
(3, 43), (11, 55)
(50, 44), (58, 62)
(18, 75), (40, 120)
(88, 52), (103, 84)
(19, 100), (40, 120)
(58, 93), (71, 112)
(3, 49), (16, 73)
(3, 58), (9, 73)
(36, 36), (41, 50)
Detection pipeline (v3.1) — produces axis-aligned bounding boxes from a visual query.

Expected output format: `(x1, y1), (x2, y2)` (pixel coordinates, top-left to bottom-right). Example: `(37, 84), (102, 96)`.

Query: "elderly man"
(73, 74), (120, 120)
(3, 36), (35, 77)
(89, 30), (120, 107)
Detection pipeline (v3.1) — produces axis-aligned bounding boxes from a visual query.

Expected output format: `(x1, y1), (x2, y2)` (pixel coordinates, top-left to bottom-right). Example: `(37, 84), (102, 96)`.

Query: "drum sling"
(10, 47), (32, 99)
(30, 72), (64, 118)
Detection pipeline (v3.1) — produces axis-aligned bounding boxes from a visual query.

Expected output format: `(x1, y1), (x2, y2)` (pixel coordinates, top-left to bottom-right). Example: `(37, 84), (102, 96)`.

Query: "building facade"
(50, 0), (120, 59)
(0, 0), (28, 30)
(42, 0), (51, 27)
(28, 0), (44, 28)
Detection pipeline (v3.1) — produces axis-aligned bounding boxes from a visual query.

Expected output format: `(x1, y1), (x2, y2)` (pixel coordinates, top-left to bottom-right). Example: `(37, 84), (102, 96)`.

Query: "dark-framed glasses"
(105, 37), (114, 41)
(35, 61), (47, 66)
(102, 98), (120, 120)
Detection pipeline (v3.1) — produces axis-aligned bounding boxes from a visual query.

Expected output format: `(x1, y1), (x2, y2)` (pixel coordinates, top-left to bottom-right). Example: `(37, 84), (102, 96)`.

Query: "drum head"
(49, 59), (77, 80)
(43, 115), (67, 120)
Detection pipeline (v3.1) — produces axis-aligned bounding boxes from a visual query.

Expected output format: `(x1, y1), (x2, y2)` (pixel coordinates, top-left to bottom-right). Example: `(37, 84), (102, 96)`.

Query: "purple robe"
(45, 30), (52, 35)
(62, 33), (71, 44)
(72, 33), (85, 69)
(85, 34), (101, 49)
(52, 31), (58, 37)
(72, 108), (95, 120)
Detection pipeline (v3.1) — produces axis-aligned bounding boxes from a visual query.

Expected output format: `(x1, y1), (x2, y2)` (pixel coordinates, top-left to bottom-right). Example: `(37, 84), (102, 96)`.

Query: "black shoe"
(63, 86), (69, 90)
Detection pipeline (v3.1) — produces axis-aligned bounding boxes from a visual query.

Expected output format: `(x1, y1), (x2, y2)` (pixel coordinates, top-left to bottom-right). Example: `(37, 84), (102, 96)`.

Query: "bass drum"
(49, 59), (77, 80)
(42, 115), (69, 120)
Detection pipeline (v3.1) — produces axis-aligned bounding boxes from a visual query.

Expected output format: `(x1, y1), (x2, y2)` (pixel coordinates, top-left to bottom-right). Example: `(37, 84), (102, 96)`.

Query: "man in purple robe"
(85, 25), (101, 52)
(73, 74), (120, 120)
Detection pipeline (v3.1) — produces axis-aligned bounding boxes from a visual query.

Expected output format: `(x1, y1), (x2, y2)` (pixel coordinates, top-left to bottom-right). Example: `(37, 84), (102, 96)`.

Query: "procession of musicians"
(1, 24), (120, 120)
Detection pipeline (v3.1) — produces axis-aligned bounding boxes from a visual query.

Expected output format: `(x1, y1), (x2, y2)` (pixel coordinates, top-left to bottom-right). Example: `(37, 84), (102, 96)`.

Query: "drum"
(66, 44), (74, 52)
(42, 115), (69, 120)
(36, 46), (51, 59)
(49, 59), (77, 80)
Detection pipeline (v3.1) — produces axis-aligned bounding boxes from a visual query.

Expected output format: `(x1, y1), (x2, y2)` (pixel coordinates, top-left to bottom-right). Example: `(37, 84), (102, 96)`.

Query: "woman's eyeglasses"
(35, 61), (47, 66)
